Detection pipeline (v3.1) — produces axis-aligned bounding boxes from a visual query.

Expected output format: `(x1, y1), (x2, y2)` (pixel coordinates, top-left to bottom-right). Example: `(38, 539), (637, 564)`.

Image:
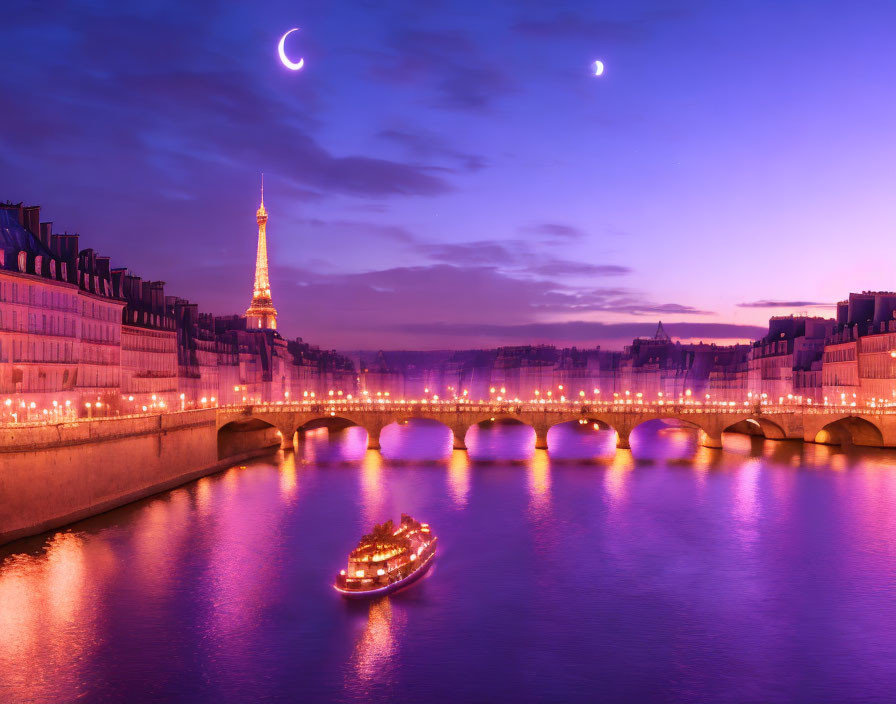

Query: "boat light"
(377, 569), (385, 576)
(340, 570), (346, 576)
(355, 570), (365, 578)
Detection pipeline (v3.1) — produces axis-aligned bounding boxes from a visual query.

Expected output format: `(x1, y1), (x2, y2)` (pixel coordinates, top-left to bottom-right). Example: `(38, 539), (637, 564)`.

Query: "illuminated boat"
(334, 514), (437, 598)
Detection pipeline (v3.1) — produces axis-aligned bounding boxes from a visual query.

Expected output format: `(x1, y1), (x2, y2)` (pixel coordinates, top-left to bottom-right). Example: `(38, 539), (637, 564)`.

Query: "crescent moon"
(592, 60), (604, 76)
(278, 28), (304, 71)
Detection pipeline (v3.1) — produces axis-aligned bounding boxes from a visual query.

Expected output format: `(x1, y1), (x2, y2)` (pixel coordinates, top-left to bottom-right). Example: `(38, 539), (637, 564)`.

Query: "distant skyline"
(2, 1), (894, 349)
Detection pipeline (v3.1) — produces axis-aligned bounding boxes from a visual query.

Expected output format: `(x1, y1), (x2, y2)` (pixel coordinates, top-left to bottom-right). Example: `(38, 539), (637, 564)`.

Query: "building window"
(18, 251), (27, 272)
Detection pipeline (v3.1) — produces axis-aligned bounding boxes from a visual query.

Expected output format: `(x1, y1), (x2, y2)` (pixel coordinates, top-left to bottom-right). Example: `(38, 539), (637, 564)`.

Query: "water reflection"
(380, 418), (452, 461)
(298, 426), (368, 463)
(279, 451), (299, 501)
(359, 449), (386, 526)
(446, 451), (471, 508)
(347, 598), (406, 695)
(547, 421), (616, 460)
(527, 450), (552, 520)
(4, 425), (896, 702)
(630, 419), (699, 461)
(466, 420), (535, 462)
(0, 532), (101, 703)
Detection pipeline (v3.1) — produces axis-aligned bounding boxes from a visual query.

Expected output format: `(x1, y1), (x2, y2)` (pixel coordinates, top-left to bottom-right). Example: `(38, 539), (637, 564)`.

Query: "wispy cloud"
(521, 223), (587, 240)
(393, 320), (765, 344)
(737, 300), (834, 308)
(371, 29), (514, 111)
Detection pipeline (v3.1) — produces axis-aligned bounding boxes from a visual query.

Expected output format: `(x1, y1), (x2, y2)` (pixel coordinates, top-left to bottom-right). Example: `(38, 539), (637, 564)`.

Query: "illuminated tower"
(245, 178), (278, 330)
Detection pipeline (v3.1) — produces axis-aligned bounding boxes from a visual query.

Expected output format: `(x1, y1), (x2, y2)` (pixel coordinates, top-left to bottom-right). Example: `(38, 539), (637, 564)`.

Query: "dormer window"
(18, 251), (27, 272)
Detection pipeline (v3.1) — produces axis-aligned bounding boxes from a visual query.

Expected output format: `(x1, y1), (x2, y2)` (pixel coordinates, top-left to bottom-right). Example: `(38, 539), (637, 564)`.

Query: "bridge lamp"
(152, 395), (157, 401)
(579, 390), (585, 397)
(85, 402), (91, 409)
(890, 351), (896, 358)
(65, 400), (71, 407)
(534, 390), (540, 396)
(53, 400), (58, 407)
(547, 391), (552, 397)
(500, 387), (506, 394)
(3, 399), (9, 407)
(489, 387), (496, 394)
(685, 389), (692, 397)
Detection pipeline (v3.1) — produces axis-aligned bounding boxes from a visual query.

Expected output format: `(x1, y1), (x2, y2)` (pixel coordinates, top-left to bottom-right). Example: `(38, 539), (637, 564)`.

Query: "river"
(2, 420), (896, 703)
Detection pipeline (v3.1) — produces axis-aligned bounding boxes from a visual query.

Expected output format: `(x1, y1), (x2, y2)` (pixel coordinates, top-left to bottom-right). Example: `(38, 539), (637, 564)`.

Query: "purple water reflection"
(3, 425), (896, 703)
(466, 420), (535, 461)
(297, 426), (368, 463)
(380, 419), (453, 461)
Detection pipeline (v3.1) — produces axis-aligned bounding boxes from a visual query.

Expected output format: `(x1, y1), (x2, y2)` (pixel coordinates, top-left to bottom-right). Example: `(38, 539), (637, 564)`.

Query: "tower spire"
(245, 177), (277, 330)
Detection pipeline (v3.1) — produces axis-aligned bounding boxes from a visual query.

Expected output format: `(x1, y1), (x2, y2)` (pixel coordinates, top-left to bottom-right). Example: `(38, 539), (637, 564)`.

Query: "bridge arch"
(545, 417), (616, 458)
(216, 417), (283, 461)
(626, 415), (717, 452)
(722, 416), (787, 440)
(813, 415), (884, 447)
(465, 414), (537, 460)
(379, 417), (455, 459)
(295, 414), (375, 449)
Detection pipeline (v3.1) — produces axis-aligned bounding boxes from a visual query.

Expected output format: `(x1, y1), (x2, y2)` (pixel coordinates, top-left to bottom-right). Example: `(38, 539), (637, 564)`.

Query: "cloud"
(377, 127), (488, 172)
(512, 7), (688, 41)
(372, 29), (514, 110)
(0, 6), (455, 201)
(522, 223), (587, 240)
(737, 300), (834, 308)
(296, 219), (418, 243)
(529, 260), (630, 277)
(417, 239), (631, 279)
(513, 14), (645, 41)
(393, 321), (766, 344)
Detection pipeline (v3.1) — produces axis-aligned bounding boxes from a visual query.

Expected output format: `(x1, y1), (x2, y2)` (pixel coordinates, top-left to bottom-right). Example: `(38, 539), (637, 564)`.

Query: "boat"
(334, 514), (437, 598)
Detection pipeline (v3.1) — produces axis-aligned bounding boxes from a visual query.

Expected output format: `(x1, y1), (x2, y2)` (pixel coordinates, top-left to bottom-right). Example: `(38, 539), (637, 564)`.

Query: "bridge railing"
(218, 401), (896, 416)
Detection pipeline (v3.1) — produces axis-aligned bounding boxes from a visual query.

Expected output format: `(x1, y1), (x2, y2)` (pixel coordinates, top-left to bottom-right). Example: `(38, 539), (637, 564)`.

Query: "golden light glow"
(246, 179), (278, 330)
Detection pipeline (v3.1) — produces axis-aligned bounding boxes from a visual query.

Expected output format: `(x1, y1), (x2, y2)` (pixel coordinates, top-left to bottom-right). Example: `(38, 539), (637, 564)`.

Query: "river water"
(2, 421), (896, 703)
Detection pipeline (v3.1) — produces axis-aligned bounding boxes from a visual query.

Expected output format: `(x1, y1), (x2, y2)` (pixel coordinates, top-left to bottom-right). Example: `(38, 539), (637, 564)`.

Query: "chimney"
(39, 222), (52, 248)
(22, 206), (40, 239)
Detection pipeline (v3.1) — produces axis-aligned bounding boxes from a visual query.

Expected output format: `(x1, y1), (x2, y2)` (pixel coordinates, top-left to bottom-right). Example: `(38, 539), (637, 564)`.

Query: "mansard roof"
(0, 206), (53, 265)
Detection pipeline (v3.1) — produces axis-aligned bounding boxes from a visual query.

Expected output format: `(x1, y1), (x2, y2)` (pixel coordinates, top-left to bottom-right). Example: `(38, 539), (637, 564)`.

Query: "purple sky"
(3, 1), (895, 350)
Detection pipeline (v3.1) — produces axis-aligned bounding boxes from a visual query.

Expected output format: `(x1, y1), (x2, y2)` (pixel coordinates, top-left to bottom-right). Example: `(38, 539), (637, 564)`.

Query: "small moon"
(278, 28), (304, 71)
(592, 60), (604, 76)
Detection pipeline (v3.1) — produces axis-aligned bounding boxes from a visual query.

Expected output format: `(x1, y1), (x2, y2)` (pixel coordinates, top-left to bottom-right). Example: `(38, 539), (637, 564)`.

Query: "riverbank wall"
(0, 410), (280, 546)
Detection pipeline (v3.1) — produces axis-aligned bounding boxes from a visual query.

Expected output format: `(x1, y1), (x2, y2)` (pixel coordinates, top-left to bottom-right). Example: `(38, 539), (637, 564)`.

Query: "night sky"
(3, 1), (895, 350)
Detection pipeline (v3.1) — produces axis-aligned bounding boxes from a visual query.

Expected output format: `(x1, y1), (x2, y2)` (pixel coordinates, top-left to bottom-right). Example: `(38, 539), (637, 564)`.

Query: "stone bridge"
(215, 402), (896, 452)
